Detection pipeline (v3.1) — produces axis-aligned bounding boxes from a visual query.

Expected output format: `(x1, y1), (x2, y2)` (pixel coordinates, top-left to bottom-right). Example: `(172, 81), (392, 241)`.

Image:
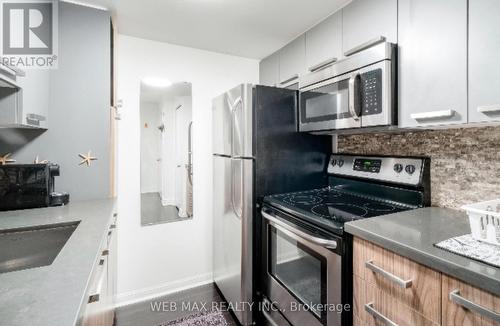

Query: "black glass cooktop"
(264, 187), (412, 234)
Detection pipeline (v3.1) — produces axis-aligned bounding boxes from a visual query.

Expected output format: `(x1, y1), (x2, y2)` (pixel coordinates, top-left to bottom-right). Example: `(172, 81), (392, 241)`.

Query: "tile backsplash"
(337, 126), (500, 209)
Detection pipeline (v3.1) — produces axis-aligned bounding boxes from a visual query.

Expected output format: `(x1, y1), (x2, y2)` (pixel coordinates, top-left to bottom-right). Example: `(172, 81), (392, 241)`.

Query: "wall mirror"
(140, 80), (193, 226)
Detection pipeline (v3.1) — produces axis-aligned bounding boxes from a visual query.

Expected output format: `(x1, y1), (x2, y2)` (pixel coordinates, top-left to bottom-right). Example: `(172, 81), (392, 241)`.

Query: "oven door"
(261, 208), (343, 326)
(299, 72), (361, 132)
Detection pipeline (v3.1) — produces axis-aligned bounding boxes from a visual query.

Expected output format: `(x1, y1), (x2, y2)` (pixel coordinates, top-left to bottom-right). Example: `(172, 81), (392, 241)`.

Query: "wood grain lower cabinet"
(442, 275), (500, 326)
(353, 238), (441, 324)
(353, 237), (500, 326)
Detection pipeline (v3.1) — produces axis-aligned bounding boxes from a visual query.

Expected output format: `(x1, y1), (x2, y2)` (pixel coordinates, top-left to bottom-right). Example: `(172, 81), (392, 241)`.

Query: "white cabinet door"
(342, 0), (397, 56)
(259, 52), (279, 87)
(278, 35), (305, 87)
(469, 0), (500, 123)
(305, 11), (342, 73)
(16, 69), (50, 128)
(398, 0), (467, 128)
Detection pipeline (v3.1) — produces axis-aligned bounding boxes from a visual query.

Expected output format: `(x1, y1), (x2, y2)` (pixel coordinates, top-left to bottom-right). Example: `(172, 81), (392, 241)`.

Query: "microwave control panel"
(361, 69), (382, 116)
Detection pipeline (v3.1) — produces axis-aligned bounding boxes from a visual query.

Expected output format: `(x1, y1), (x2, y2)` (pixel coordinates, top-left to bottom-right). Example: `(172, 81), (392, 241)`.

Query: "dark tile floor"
(115, 283), (239, 326)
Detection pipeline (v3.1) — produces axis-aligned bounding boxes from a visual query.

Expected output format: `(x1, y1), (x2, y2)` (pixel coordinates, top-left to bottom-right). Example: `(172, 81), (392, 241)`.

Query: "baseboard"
(115, 273), (213, 308)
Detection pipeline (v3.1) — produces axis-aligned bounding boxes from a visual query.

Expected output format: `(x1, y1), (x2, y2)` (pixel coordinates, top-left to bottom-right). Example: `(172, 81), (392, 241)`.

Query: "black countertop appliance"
(0, 163), (69, 211)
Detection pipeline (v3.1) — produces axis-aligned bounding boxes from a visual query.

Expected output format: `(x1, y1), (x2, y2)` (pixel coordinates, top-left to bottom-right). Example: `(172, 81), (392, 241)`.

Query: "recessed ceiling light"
(142, 77), (172, 88)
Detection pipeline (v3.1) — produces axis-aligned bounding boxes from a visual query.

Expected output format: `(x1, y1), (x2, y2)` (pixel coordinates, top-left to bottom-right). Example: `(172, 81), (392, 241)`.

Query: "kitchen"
(0, 0), (498, 326)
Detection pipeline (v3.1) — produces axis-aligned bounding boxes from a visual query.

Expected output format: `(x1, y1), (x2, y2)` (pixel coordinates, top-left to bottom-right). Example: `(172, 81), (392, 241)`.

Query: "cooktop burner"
(264, 187), (412, 233)
(311, 203), (368, 221)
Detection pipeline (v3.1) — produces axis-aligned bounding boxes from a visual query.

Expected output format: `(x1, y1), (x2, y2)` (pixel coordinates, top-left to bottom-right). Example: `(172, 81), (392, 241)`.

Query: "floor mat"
(159, 311), (230, 326)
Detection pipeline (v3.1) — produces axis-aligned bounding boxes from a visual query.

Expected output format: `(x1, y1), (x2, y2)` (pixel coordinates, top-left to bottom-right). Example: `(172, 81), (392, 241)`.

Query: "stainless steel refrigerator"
(212, 84), (331, 325)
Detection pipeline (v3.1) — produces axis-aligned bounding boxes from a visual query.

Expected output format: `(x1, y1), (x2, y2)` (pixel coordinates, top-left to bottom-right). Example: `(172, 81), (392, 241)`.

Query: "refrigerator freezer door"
(227, 84), (253, 158)
(212, 92), (232, 156)
(213, 155), (253, 325)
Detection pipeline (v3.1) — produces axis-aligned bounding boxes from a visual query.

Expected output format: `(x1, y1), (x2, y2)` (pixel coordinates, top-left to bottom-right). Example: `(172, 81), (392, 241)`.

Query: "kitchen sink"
(0, 221), (79, 274)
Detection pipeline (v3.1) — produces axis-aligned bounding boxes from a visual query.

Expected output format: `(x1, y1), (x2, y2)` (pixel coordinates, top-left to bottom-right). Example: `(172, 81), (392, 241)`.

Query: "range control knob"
(338, 159), (344, 167)
(393, 163), (403, 173)
(405, 164), (416, 175)
(331, 159), (337, 166)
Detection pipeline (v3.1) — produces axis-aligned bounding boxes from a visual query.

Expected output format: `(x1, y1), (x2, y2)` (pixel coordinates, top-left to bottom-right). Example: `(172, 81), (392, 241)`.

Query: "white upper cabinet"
(469, 0), (500, 123)
(16, 70), (50, 129)
(259, 52), (279, 87)
(305, 11), (342, 73)
(398, 0), (467, 128)
(278, 35), (305, 87)
(342, 0), (397, 56)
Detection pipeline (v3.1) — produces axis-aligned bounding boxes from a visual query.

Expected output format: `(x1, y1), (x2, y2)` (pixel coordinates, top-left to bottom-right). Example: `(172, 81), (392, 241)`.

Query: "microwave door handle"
(349, 72), (361, 121)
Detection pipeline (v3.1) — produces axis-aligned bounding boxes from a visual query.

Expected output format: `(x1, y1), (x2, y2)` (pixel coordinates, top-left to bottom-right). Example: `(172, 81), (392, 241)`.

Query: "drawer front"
(442, 275), (500, 326)
(355, 278), (438, 326)
(354, 238), (441, 324)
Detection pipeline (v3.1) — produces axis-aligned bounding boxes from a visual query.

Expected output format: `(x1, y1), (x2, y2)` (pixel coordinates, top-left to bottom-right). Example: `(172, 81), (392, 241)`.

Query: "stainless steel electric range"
(259, 154), (430, 326)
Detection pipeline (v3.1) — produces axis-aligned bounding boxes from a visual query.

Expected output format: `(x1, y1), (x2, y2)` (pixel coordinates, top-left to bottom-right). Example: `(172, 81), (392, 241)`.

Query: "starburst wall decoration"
(78, 151), (98, 167)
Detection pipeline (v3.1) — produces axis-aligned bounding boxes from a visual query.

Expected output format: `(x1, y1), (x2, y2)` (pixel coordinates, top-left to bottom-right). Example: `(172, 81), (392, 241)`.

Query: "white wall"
(140, 101), (162, 194)
(116, 34), (259, 304)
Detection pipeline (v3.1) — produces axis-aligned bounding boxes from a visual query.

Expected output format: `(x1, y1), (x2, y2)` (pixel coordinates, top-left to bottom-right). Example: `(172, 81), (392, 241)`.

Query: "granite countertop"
(345, 207), (500, 296)
(0, 198), (116, 326)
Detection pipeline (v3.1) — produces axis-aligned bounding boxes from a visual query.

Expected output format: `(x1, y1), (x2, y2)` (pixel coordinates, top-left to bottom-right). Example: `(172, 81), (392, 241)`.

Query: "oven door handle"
(262, 210), (338, 249)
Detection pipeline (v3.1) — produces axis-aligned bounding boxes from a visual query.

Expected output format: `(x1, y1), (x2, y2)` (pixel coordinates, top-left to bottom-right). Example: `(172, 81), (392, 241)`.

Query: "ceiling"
(141, 82), (192, 104)
(68, 0), (350, 59)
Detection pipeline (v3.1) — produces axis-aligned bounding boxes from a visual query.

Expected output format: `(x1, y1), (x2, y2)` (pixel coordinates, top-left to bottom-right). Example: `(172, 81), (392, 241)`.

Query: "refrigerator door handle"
(226, 93), (243, 157)
(231, 159), (243, 219)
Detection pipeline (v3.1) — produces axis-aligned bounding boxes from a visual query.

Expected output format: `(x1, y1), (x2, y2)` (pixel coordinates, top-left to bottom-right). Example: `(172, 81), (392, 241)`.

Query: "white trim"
(60, 0), (109, 11)
(115, 273), (213, 308)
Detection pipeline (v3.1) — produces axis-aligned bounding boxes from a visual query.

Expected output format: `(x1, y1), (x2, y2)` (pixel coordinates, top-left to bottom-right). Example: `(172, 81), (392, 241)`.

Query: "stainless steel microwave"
(298, 42), (397, 133)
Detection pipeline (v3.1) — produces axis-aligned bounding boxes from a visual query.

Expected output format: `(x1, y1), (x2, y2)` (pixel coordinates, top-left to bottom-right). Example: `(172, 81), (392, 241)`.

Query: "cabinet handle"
(279, 74), (299, 85)
(0, 63), (24, 77)
(26, 113), (47, 127)
(344, 36), (386, 57)
(365, 303), (398, 326)
(308, 57), (338, 72)
(450, 290), (500, 323)
(410, 109), (455, 121)
(477, 105), (500, 114)
(88, 258), (107, 303)
(365, 260), (413, 289)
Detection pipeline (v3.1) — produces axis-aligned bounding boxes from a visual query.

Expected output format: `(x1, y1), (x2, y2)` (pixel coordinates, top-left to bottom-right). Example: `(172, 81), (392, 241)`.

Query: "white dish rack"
(462, 199), (500, 246)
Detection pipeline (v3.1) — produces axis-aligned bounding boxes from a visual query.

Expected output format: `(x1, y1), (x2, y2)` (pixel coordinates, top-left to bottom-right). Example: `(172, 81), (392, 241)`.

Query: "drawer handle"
(308, 57), (337, 72)
(88, 258), (107, 303)
(279, 74), (299, 85)
(365, 303), (398, 326)
(344, 36), (386, 56)
(365, 260), (413, 289)
(450, 289), (500, 323)
(410, 109), (455, 121)
(478, 105), (500, 114)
